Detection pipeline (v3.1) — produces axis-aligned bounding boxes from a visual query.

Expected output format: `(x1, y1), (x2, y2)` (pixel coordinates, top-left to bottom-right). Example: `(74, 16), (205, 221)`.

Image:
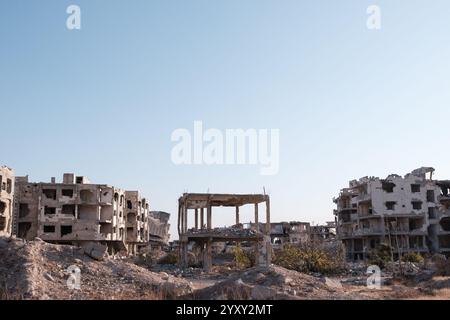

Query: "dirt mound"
(0, 237), (193, 300)
(184, 265), (352, 300)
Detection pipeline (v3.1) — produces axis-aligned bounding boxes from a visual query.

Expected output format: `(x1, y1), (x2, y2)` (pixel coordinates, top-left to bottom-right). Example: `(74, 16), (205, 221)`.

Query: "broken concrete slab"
(82, 242), (108, 261)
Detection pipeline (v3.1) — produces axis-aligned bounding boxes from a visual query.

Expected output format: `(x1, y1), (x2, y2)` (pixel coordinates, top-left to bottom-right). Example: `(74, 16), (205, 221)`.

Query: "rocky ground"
(1, 236), (450, 300)
(0, 237), (192, 300)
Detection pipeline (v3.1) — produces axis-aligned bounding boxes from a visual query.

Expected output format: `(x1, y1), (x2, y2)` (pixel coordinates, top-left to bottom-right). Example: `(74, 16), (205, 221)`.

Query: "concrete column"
(254, 202), (260, 264)
(265, 198), (271, 266)
(184, 206), (188, 233)
(254, 241), (260, 266)
(178, 204), (182, 236)
(254, 203), (259, 233)
(180, 205), (184, 234)
(205, 240), (212, 272)
(235, 206), (240, 225)
(200, 208), (204, 230)
(195, 209), (198, 230)
(265, 199), (270, 235)
(183, 242), (188, 268)
(207, 205), (212, 230)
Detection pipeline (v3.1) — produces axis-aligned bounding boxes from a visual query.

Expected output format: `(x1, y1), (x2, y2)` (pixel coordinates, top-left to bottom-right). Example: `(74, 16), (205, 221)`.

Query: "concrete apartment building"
(125, 191), (150, 254)
(0, 166), (14, 237)
(14, 173), (130, 253)
(178, 193), (272, 271)
(334, 167), (450, 260)
(310, 221), (337, 243)
(268, 221), (310, 247)
(436, 180), (450, 254)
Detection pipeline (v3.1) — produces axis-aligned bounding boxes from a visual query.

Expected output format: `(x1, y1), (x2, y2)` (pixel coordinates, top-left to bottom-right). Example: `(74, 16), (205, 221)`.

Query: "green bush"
(401, 252), (424, 263)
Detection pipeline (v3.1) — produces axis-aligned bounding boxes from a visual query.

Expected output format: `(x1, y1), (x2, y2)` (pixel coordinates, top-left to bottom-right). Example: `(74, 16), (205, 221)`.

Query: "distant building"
(310, 221), (336, 243)
(267, 221), (310, 247)
(148, 211), (171, 249)
(0, 166), (14, 237)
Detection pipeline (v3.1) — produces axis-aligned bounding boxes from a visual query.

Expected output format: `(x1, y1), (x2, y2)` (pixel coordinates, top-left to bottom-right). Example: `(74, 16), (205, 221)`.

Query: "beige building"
(14, 173), (127, 253)
(334, 167), (450, 260)
(148, 211), (170, 249)
(125, 191), (149, 254)
(0, 166), (14, 237)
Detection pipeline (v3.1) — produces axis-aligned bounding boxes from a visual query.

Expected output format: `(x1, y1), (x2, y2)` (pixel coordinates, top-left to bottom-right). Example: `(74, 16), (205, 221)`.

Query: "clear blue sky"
(2, 1), (450, 240)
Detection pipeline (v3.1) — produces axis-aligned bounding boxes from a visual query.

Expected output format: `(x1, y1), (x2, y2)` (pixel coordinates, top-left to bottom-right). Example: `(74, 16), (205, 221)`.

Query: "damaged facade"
(266, 221), (310, 248)
(0, 166), (14, 237)
(148, 211), (171, 249)
(125, 191), (150, 254)
(14, 173), (128, 253)
(178, 193), (272, 271)
(310, 221), (337, 243)
(334, 167), (450, 260)
(11, 173), (170, 255)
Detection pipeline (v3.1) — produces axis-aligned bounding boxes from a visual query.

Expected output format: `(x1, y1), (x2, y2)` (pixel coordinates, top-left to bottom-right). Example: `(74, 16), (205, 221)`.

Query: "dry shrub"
(158, 252), (179, 265)
(233, 245), (255, 269)
(273, 243), (345, 275)
(402, 252), (424, 264)
(367, 244), (392, 269)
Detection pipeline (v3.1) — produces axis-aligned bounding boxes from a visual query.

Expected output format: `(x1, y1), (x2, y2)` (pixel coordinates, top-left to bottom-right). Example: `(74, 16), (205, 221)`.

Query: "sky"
(1, 0), (450, 240)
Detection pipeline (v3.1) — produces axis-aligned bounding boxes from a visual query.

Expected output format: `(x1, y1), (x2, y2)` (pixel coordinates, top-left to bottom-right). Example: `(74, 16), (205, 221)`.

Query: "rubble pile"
(183, 265), (355, 300)
(0, 237), (193, 300)
(187, 225), (258, 238)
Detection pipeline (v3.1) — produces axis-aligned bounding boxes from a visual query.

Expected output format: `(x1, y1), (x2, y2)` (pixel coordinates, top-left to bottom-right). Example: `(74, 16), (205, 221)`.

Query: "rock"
(251, 285), (277, 300)
(284, 276), (294, 286)
(82, 242), (108, 261)
(255, 273), (266, 282)
(160, 272), (170, 280)
(34, 237), (44, 242)
(323, 277), (343, 290)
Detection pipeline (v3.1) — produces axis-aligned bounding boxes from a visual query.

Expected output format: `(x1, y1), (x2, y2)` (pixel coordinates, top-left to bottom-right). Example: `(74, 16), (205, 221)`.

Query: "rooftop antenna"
(263, 186), (266, 195)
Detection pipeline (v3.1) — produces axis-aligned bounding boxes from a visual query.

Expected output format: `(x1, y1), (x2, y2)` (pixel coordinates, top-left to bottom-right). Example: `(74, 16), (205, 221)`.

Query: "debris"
(251, 285), (277, 299)
(82, 242), (108, 261)
(0, 237), (193, 300)
(323, 277), (343, 290)
(44, 273), (55, 282)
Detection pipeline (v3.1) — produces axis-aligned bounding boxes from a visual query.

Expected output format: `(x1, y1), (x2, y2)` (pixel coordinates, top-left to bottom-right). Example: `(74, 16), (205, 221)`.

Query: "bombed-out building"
(310, 221), (337, 243)
(148, 211), (170, 248)
(334, 167), (450, 260)
(0, 166), (14, 237)
(125, 191), (150, 254)
(14, 173), (128, 253)
(178, 193), (272, 271)
(267, 221), (310, 247)
(436, 180), (450, 254)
